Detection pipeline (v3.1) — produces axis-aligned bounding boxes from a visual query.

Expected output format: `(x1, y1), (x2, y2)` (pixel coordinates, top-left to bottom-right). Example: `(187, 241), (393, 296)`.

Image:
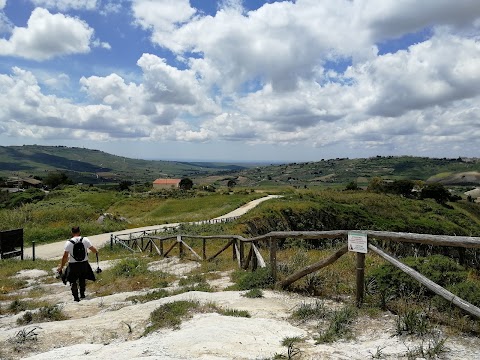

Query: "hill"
(226, 156), (480, 187)
(0, 145), (250, 184)
(0, 146), (479, 188)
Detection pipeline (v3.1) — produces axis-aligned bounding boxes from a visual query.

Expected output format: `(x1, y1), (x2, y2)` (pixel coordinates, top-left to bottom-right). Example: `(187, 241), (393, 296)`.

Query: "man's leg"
(71, 281), (80, 302)
(79, 277), (86, 298)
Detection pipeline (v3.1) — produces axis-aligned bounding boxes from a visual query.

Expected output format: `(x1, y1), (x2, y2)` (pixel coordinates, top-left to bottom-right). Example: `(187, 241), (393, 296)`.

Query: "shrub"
(218, 308), (251, 318)
(16, 305), (67, 325)
(231, 267), (275, 290)
(315, 305), (357, 343)
(395, 308), (431, 336)
(291, 300), (329, 323)
(367, 255), (467, 301)
(111, 258), (148, 277)
(434, 281), (480, 311)
(144, 300), (199, 334)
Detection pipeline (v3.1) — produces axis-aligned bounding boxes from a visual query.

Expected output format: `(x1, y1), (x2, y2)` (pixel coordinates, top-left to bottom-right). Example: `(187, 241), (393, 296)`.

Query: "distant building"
(152, 178), (181, 190)
(5, 177), (43, 189)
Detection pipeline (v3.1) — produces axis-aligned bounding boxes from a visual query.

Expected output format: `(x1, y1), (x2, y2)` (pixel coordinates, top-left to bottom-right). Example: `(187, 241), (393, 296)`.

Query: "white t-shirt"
(64, 236), (93, 263)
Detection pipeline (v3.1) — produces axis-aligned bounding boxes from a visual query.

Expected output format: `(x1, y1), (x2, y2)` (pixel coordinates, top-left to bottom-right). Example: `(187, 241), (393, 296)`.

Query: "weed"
(315, 305), (358, 343)
(271, 337), (303, 359)
(127, 289), (170, 304)
(404, 333), (447, 359)
(112, 258), (148, 277)
(291, 300), (328, 323)
(16, 305), (67, 325)
(8, 326), (41, 344)
(243, 288), (264, 298)
(218, 308), (251, 318)
(8, 326), (41, 352)
(395, 308), (431, 336)
(178, 274), (206, 286)
(144, 300), (199, 335)
(231, 267), (275, 290)
(368, 345), (386, 359)
(8, 299), (27, 314)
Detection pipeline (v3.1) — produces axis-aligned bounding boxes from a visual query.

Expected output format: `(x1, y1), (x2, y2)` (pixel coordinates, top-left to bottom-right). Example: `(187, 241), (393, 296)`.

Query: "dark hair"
(71, 226), (80, 234)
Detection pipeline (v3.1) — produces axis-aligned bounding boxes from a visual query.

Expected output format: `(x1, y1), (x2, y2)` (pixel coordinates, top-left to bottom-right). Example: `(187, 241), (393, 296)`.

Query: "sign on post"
(348, 232), (368, 253)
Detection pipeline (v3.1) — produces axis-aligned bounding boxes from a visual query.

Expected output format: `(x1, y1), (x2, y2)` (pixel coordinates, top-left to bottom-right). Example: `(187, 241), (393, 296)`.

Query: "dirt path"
(24, 195), (282, 261)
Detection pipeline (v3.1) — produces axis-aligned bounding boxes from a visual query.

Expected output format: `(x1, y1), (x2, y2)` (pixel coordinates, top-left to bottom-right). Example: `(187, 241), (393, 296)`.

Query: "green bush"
(367, 255), (467, 301)
(434, 281), (480, 311)
(231, 267), (275, 290)
(16, 305), (67, 325)
(144, 300), (198, 334)
(315, 306), (357, 343)
(111, 258), (148, 277)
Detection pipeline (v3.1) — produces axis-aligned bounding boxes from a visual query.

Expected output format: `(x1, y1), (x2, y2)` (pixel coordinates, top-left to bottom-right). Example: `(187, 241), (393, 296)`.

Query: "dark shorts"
(62, 261), (96, 284)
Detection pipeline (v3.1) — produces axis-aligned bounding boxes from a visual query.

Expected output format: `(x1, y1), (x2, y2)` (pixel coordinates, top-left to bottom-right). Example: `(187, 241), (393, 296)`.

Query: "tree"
(367, 177), (384, 192)
(179, 178), (193, 190)
(385, 179), (414, 197)
(345, 181), (359, 190)
(43, 171), (73, 189)
(118, 180), (133, 191)
(420, 183), (450, 204)
(227, 179), (237, 188)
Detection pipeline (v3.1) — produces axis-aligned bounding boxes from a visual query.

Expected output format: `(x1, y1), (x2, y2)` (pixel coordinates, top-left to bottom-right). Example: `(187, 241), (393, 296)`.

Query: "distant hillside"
(1, 146), (479, 188)
(224, 156), (480, 187)
(0, 145), (250, 184)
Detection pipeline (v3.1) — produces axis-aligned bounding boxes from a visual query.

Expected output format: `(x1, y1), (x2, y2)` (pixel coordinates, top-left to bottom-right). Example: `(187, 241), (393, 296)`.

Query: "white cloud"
(100, 1), (122, 16)
(358, 0), (480, 40)
(132, 0), (196, 38)
(0, 12), (12, 34)
(0, 0), (6, 10)
(348, 34), (480, 117)
(30, 0), (98, 11)
(1, 0), (480, 158)
(0, 8), (94, 60)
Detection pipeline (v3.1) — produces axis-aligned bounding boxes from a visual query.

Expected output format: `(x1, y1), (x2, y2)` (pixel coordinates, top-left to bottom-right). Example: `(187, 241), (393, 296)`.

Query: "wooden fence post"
(356, 252), (365, 307)
(239, 240), (245, 268)
(270, 237), (277, 282)
(202, 238), (206, 260)
(32, 241), (35, 261)
(177, 235), (184, 258)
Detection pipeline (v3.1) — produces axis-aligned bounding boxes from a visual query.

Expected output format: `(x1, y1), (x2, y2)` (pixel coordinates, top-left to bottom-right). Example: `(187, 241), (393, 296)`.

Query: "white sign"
(348, 232), (368, 253)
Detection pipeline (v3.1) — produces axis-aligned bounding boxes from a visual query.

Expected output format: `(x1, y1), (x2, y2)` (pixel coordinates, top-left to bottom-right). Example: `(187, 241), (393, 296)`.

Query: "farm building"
(152, 178), (181, 190)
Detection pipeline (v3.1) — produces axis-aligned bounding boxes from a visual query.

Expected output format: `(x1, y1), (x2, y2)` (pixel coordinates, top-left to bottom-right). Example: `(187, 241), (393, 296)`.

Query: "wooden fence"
(111, 229), (480, 318)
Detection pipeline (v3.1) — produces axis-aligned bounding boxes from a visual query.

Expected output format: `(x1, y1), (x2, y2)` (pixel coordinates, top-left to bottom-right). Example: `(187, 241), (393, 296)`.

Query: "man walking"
(57, 226), (98, 302)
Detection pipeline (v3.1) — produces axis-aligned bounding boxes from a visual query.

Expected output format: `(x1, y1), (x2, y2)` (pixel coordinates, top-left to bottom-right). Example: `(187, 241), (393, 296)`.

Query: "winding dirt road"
(24, 195), (282, 261)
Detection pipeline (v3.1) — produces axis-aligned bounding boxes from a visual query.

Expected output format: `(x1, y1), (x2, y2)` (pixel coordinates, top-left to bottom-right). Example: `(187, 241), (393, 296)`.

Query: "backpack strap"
(69, 237), (83, 244)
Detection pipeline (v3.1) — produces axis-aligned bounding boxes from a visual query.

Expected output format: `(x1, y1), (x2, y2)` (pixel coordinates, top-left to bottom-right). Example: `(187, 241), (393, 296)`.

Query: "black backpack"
(69, 237), (86, 261)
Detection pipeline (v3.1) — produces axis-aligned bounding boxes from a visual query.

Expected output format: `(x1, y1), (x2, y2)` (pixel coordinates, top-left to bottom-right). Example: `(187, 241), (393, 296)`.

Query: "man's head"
(71, 226), (81, 235)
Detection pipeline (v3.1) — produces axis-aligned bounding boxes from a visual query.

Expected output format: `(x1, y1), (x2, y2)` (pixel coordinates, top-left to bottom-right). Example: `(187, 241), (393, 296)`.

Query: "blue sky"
(0, 0), (480, 162)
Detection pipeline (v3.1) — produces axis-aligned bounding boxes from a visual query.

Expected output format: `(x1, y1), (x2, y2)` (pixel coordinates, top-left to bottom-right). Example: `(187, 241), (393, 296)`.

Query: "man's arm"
(89, 245), (98, 254)
(57, 251), (69, 273)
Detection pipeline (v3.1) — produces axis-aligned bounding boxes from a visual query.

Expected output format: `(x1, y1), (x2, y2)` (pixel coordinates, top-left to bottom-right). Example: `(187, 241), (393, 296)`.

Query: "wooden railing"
(111, 229), (480, 318)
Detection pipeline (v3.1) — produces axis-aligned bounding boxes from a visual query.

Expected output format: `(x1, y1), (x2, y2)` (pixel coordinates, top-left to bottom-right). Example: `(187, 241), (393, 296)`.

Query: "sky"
(0, 0), (480, 163)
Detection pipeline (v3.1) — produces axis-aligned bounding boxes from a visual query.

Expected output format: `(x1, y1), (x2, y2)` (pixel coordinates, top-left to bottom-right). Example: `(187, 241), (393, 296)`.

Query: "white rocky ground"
(2, 195), (479, 359)
(1, 258), (480, 360)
